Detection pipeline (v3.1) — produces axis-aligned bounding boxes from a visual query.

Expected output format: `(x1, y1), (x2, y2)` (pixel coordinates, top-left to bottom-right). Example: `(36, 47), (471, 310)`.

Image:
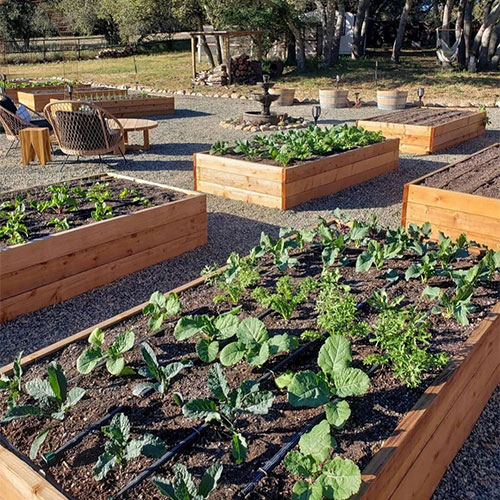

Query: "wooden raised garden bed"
(402, 143), (500, 250)
(17, 88), (128, 112)
(0, 219), (498, 500)
(4, 84), (91, 101)
(71, 95), (175, 118)
(194, 138), (400, 209)
(356, 108), (486, 154)
(0, 174), (207, 323)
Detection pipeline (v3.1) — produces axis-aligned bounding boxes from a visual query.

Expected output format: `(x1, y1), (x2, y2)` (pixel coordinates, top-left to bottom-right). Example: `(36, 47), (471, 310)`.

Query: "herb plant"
(93, 412), (166, 480)
(153, 463), (223, 500)
(182, 363), (275, 464)
(0, 352), (23, 409)
(284, 419), (361, 500)
(173, 309), (240, 363)
(133, 342), (191, 396)
(76, 327), (135, 376)
(219, 317), (298, 367)
(143, 291), (182, 331)
(253, 275), (317, 321)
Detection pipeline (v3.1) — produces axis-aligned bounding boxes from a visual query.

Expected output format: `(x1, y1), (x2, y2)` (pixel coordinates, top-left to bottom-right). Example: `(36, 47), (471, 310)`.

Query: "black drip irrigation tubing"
(41, 405), (123, 467)
(238, 365), (380, 499)
(109, 278), (388, 499)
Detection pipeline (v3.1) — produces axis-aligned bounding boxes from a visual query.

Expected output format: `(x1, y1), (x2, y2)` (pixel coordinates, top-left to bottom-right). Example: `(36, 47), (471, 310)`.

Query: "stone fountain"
(243, 75), (280, 125)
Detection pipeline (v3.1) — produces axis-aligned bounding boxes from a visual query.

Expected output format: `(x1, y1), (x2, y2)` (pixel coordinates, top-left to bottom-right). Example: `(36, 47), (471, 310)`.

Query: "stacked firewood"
(193, 54), (262, 86)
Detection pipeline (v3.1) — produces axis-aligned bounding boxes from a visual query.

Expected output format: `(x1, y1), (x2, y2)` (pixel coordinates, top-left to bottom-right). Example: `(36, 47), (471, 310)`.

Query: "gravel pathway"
(0, 97), (498, 497)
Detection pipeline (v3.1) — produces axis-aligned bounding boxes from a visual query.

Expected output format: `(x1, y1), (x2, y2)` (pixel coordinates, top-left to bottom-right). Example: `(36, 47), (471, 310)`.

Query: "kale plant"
(143, 291), (182, 331)
(0, 352), (23, 409)
(76, 327), (135, 376)
(181, 363), (274, 464)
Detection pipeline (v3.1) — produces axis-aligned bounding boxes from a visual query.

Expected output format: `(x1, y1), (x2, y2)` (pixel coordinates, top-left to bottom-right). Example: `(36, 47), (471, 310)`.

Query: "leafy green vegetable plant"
(133, 342), (191, 396)
(278, 335), (370, 409)
(47, 217), (70, 231)
(76, 328), (135, 375)
(355, 239), (403, 272)
(173, 309), (240, 363)
(251, 231), (299, 271)
(153, 463), (223, 500)
(405, 253), (438, 282)
(0, 198), (28, 244)
(143, 291), (182, 331)
(182, 363), (274, 464)
(367, 289), (404, 312)
(253, 275), (317, 321)
(284, 419), (361, 500)
(210, 140), (230, 155)
(315, 218), (347, 266)
(219, 317), (298, 367)
(422, 284), (476, 325)
(0, 352), (23, 409)
(1, 362), (85, 423)
(45, 184), (78, 214)
(364, 307), (449, 387)
(93, 412), (166, 480)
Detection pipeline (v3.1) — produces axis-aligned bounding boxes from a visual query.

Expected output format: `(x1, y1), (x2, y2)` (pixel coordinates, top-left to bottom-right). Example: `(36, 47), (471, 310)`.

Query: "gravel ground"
(0, 97), (498, 497)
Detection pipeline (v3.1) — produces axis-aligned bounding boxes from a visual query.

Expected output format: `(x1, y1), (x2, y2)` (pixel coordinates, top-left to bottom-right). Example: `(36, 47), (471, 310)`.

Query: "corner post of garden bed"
(193, 153), (198, 191)
(401, 183), (409, 227)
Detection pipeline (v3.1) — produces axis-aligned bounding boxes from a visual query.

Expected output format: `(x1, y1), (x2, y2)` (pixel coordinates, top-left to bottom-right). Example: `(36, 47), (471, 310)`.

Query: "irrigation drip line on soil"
(42, 406), (124, 467)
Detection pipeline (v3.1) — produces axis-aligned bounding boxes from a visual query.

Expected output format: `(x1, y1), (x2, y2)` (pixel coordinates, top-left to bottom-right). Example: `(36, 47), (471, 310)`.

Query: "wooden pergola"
(189, 30), (263, 85)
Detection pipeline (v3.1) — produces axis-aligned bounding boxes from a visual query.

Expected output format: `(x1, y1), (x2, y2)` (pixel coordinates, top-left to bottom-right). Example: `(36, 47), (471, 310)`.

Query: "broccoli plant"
(364, 307), (449, 388)
(251, 232), (298, 271)
(93, 413), (167, 480)
(253, 275), (317, 321)
(143, 291), (182, 331)
(1, 362), (85, 423)
(315, 218), (347, 266)
(0, 352), (23, 409)
(153, 463), (223, 500)
(219, 317), (298, 367)
(277, 336), (370, 409)
(173, 309), (240, 363)
(434, 232), (470, 267)
(284, 420), (361, 500)
(133, 342), (191, 397)
(405, 253), (439, 283)
(181, 363), (275, 464)
(355, 239), (403, 272)
(316, 276), (369, 338)
(279, 227), (317, 250)
(76, 328), (135, 376)
(422, 284), (476, 325)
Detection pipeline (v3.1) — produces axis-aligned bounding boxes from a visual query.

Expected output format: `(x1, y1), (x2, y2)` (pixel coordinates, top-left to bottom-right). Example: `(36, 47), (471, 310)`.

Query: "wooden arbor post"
(223, 34), (232, 85)
(190, 35), (197, 80)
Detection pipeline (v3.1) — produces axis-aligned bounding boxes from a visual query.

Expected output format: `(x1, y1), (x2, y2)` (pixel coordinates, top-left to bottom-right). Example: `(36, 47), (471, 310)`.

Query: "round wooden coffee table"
(112, 118), (158, 151)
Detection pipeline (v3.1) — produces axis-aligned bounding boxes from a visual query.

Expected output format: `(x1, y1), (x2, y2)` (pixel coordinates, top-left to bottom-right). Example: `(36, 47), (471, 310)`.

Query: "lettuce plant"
(181, 363), (274, 464)
(253, 275), (317, 321)
(219, 317), (298, 367)
(133, 342), (191, 397)
(284, 419), (361, 500)
(278, 336), (369, 409)
(76, 327), (135, 376)
(143, 291), (182, 331)
(173, 309), (240, 363)
(93, 412), (167, 480)
(0, 352), (23, 409)
(364, 306), (449, 387)
(153, 463), (223, 500)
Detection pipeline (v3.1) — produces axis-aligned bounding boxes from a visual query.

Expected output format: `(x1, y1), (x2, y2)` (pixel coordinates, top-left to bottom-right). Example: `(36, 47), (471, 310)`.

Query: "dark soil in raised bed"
(0, 175), (185, 248)
(366, 108), (476, 126)
(0, 227), (498, 500)
(421, 144), (500, 199)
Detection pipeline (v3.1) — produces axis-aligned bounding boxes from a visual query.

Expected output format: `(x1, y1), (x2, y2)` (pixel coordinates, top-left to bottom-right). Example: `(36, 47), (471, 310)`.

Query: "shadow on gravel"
(165, 108), (213, 119)
(112, 158), (194, 172)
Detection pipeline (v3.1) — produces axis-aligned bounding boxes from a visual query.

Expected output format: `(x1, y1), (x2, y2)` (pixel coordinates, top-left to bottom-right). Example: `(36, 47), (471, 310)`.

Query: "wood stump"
(20, 127), (52, 166)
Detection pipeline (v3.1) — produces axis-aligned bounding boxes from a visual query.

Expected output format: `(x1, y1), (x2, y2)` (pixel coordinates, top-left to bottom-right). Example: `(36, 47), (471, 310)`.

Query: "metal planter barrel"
(377, 90), (408, 110)
(319, 89), (349, 109)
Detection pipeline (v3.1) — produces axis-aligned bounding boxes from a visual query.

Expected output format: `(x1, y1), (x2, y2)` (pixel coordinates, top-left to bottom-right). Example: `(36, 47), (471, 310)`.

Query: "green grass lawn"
(2, 49), (498, 104)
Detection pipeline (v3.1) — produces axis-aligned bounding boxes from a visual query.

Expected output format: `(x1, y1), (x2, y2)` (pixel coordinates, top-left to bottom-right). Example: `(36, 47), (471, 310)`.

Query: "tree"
(352, 0), (371, 58)
(332, 1), (346, 64)
(441, 0), (455, 45)
(472, 0), (500, 70)
(315, 0), (336, 66)
(392, 0), (413, 63)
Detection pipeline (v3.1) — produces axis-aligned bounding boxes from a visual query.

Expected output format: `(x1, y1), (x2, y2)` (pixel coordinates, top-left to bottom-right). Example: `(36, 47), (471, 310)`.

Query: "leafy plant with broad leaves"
(404, 253), (439, 283)
(0, 352), (23, 409)
(367, 289), (404, 313)
(364, 307), (449, 388)
(284, 419), (361, 500)
(316, 274), (369, 338)
(279, 227), (317, 250)
(153, 463), (223, 500)
(253, 275), (317, 321)
(422, 284), (476, 326)
(47, 217), (70, 231)
(76, 328), (135, 376)
(209, 140), (230, 155)
(355, 239), (404, 272)
(277, 335), (370, 410)
(181, 363), (274, 464)
(219, 317), (298, 367)
(143, 291), (182, 331)
(45, 184), (78, 214)
(0, 198), (28, 245)
(315, 218), (348, 267)
(133, 342), (192, 397)
(251, 231), (299, 271)
(173, 309), (240, 363)
(434, 232), (470, 267)
(93, 412), (167, 480)
(385, 223), (430, 256)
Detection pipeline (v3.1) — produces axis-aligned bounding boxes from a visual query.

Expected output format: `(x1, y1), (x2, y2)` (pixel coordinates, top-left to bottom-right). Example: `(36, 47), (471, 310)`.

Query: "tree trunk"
(286, 32), (297, 66)
(441, 0), (455, 45)
(352, 0), (371, 59)
(214, 35), (223, 65)
(456, 0), (467, 66)
(332, 1), (346, 64)
(470, 0), (500, 69)
(315, 0), (336, 66)
(464, 0), (475, 61)
(195, 15), (215, 68)
(478, 24), (495, 70)
(432, 0), (439, 19)
(490, 32), (500, 69)
(392, 0), (413, 63)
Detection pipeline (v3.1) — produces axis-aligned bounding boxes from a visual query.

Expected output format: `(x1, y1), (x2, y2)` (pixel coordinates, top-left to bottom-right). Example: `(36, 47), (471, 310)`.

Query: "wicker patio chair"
(44, 101), (126, 165)
(0, 106), (39, 157)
